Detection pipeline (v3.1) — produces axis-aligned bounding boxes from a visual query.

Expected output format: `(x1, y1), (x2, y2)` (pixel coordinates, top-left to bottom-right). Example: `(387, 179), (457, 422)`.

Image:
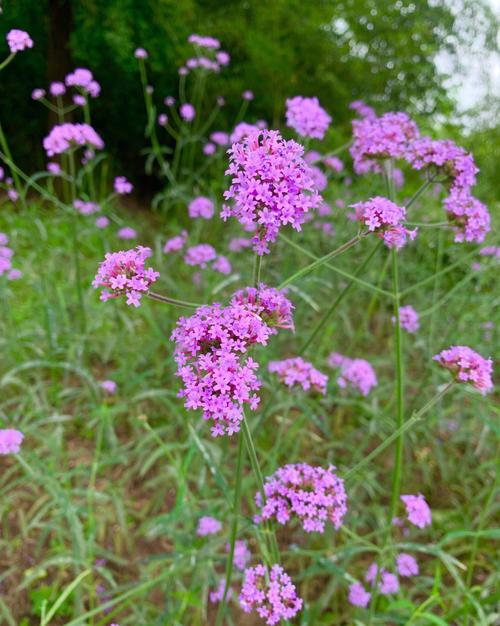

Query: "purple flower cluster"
(239, 564), (303, 625)
(349, 99), (376, 120)
(0, 233), (22, 281)
(171, 301), (273, 437)
(268, 357), (328, 395)
(227, 539), (251, 571)
(196, 516), (222, 536)
(210, 578), (232, 604)
(163, 230), (188, 254)
(230, 284), (295, 332)
(43, 123), (104, 156)
(228, 237), (252, 252)
(365, 564), (399, 594)
(117, 227), (137, 240)
(100, 380), (117, 395)
(285, 96), (332, 140)
(255, 464), (347, 533)
(92, 246), (160, 307)
(65, 67), (100, 98)
(324, 156), (344, 172)
(222, 129), (322, 254)
(400, 494), (432, 528)
(394, 305), (420, 333)
(188, 34), (221, 49)
(328, 353), (378, 396)
(443, 190), (490, 243)
(212, 255), (232, 275)
(180, 103), (196, 122)
(6, 29), (33, 53)
(188, 196), (215, 219)
(73, 199), (100, 215)
(184, 244), (217, 268)
(229, 122), (263, 144)
(351, 196), (417, 249)
(114, 176), (133, 195)
(396, 553), (419, 577)
(351, 112), (419, 174)
(433, 345), (493, 394)
(0, 429), (24, 455)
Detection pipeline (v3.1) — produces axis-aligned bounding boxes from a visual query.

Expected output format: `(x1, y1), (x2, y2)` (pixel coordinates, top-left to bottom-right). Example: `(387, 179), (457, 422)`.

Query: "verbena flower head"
(188, 34), (220, 49)
(171, 302), (273, 437)
(228, 237), (252, 252)
(405, 137), (478, 191)
(239, 564), (303, 625)
(50, 81), (66, 97)
(268, 357), (328, 395)
(222, 129), (322, 254)
(212, 255), (232, 275)
(443, 190), (490, 243)
(74, 199), (100, 215)
(92, 246), (159, 307)
(227, 539), (251, 571)
(134, 47), (148, 58)
(350, 196), (416, 249)
(114, 176), (133, 195)
(255, 464), (347, 532)
(309, 165), (328, 191)
(349, 99), (376, 120)
(117, 227), (137, 240)
(351, 112), (419, 174)
(0, 429), (24, 454)
(400, 494), (432, 528)
(328, 353), (377, 396)
(324, 156), (344, 172)
(365, 564), (400, 595)
(210, 578), (232, 604)
(394, 305), (419, 333)
(188, 196), (215, 219)
(229, 122), (262, 144)
(196, 515), (222, 536)
(348, 582), (371, 608)
(43, 123), (104, 156)
(242, 90), (254, 101)
(210, 131), (229, 146)
(180, 103), (195, 122)
(433, 345), (493, 394)
(95, 216), (109, 229)
(230, 284), (295, 332)
(396, 553), (419, 577)
(184, 244), (217, 268)
(32, 88), (45, 100)
(100, 380), (117, 395)
(6, 29), (33, 53)
(285, 96), (332, 140)
(163, 230), (187, 254)
(203, 143), (216, 155)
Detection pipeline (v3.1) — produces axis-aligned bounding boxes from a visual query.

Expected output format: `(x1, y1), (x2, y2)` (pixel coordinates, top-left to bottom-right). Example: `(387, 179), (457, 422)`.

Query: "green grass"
(0, 179), (498, 626)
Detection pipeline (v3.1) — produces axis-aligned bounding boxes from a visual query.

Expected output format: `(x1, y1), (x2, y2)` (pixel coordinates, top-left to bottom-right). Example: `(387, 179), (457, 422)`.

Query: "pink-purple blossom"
(163, 231), (188, 254)
(400, 494), (432, 528)
(222, 129), (322, 254)
(443, 190), (490, 244)
(171, 301), (273, 436)
(92, 246), (159, 307)
(50, 82), (66, 97)
(43, 123), (104, 156)
(396, 553), (419, 577)
(180, 103), (196, 122)
(114, 176), (133, 195)
(6, 29), (33, 53)
(228, 237), (252, 252)
(324, 156), (344, 172)
(348, 582), (371, 608)
(365, 564), (400, 595)
(349, 99), (376, 120)
(328, 353), (377, 396)
(230, 284), (295, 332)
(229, 122), (261, 144)
(0, 429), (24, 455)
(196, 516), (222, 536)
(285, 96), (332, 140)
(117, 227), (137, 240)
(351, 112), (419, 174)
(74, 199), (100, 216)
(32, 88), (45, 100)
(212, 255), (232, 275)
(394, 305), (419, 333)
(100, 380), (117, 395)
(188, 196), (215, 219)
(268, 357), (328, 394)
(433, 345), (493, 394)
(184, 244), (217, 268)
(134, 48), (148, 59)
(188, 34), (220, 49)
(210, 578), (232, 604)
(227, 540), (251, 571)
(95, 216), (110, 229)
(239, 564), (303, 625)
(350, 196), (417, 249)
(210, 131), (229, 146)
(255, 464), (347, 533)
(242, 90), (254, 101)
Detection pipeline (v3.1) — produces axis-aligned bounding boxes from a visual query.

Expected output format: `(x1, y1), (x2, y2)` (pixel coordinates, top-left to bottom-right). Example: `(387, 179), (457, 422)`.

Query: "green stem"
(214, 433), (244, 626)
(252, 254), (262, 287)
(241, 418), (280, 564)
(389, 247), (404, 521)
(0, 122), (25, 207)
(0, 53), (15, 71)
(147, 291), (202, 309)
(404, 177), (435, 211)
(68, 151), (86, 333)
(278, 234), (363, 289)
(344, 383), (454, 481)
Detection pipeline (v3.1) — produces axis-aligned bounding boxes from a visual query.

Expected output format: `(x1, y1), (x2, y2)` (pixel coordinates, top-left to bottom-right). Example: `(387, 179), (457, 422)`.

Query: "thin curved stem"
(278, 234), (363, 289)
(214, 433), (244, 626)
(253, 254), (262, 287)
(147, 291), (202, 309)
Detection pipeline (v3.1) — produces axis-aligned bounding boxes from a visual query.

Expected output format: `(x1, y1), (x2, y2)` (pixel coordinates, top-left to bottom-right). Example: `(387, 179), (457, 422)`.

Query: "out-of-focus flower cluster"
(285, 96), (331, 140)
(268, 357), (328, 394)
(43, 123), (104, 156)
(328, 352), (378, 396)
(433, 345), (493, 394)
(351, 196), (417, 249)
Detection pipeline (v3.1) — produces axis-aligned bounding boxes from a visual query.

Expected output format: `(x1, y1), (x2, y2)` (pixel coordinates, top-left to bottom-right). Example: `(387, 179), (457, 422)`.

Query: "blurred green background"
(1, 0), (499, 200)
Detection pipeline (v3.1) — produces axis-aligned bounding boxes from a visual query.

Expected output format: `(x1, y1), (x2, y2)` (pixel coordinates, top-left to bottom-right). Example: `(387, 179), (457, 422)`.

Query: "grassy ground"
(0, 179), (498, 625)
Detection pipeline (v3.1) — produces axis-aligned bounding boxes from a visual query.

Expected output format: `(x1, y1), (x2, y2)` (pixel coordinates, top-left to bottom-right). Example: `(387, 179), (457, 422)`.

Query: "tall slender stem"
(214, 433), (244, 626)
(278, 234), (362, 289)
(147, 291), (202, 309)
(253, 254), (262, 287)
